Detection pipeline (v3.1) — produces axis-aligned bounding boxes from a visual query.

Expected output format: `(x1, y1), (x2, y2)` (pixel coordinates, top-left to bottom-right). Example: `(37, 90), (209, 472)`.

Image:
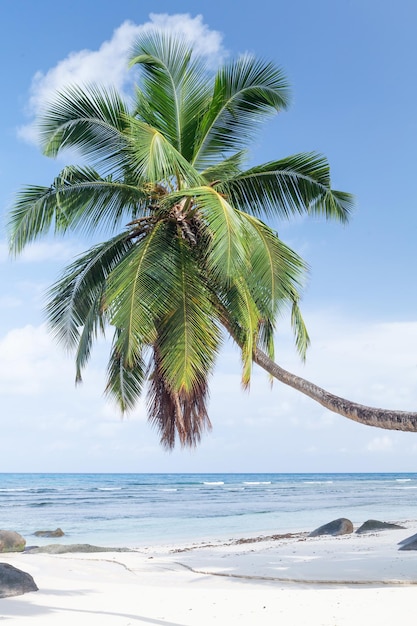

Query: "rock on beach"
(309, 518), (353, 537)
(0, 563), (38, 598)
(0, 530), (26, 553)
(398, 533), (417, 550)
(356, 520), (406, 534)
(25, 544), (132, 554)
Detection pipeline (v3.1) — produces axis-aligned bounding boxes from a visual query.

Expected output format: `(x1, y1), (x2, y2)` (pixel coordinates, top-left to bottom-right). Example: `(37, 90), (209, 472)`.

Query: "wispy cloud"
(18, 14), (226, 144)
(2, 310), (417, 470)
(0, 324), (71, 395)
(366, 435), (394, 452)
(0, 239), (84, 263)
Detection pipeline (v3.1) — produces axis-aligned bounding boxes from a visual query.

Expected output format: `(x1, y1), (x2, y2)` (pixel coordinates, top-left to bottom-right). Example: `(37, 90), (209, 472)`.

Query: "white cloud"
(2, 309), (417, 471)
(0, 239), (84, 263)
(277, 311), (417, 412)
(18, 14), (226, 144)
(366, 435), (394, 452)
(0, 324), (70, 395)
(19, 241), (83, 263)
(147, 13), (225, 64)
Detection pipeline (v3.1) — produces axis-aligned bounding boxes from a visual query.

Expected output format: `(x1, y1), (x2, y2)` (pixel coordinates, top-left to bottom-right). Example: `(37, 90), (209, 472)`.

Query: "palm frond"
(192, 55), (290, 168)
(40, 84), (131, 174)
(105, 221), (178, 367)
(238, 214), (310, 360)
(200, 151), (246, 183)
(170, 186), (248, 283)
(217, 280), (260, 388)
(46, 232), (132, 349)
(105, 330), (146, 413)
(74, 284), (106, 383)
(130, 31), (212, 159)
(239, 213), (307, 312)
(155, 236), (221, 394)
(291, 299), (310, 361)
(127, 118), (203, 188)
(8, 167), (148, 254)
(219, 153), (354, 222)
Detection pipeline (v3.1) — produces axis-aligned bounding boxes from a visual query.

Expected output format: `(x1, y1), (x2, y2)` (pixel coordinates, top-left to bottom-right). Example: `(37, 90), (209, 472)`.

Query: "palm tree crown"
(8, 32), (353, 448)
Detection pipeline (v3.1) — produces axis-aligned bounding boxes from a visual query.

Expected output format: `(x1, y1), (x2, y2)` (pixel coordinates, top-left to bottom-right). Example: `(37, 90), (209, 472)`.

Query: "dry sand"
(1, 524), (417, 625)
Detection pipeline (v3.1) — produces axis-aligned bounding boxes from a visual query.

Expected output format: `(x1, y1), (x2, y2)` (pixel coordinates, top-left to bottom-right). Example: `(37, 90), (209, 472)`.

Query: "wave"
(396, 479), (412, 483)
(203, 482), (224, 485)
(243, 481), (272, 485)
(303, 481), (334, 484)
(97, 487), (122, 491)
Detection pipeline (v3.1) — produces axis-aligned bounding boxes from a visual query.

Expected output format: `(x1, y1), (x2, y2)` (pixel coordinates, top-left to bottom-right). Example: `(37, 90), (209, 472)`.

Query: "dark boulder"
(34, 528), (64, 538)
(398, 533), (417, 550)
(0, 531), (26, 553)
(356, 520), (406, 534)
(0, 563), (38, 598)
(309, 518), (353, 537)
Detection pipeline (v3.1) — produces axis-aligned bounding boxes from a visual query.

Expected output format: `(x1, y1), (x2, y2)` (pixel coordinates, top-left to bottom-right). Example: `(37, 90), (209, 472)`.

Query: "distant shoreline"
(2, 472), (417, 549)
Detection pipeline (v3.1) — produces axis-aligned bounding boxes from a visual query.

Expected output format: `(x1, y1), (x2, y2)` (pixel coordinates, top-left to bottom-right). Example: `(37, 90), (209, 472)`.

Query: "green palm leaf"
(200, 151), (246, 184)
(40, 84), (131, 175)
(130, 31), (212, 159)
(105, 330), (146, 413)
(105, 221), (179, 367)
(219, 153), (354, 221)
(240, 213), (306, 311)
(215, 279), (260, 388)
(192, 55), (290, 168)
(46, 232), (132, 349)
(127, 117), (203, 187)
(74, 284), (106, 383)
(170, 186), (248, 282)
(290, 299), (310, 361)
(238, 213), (309, 358)
(155, 236), (221, 394)
(8, 166), (148, 254)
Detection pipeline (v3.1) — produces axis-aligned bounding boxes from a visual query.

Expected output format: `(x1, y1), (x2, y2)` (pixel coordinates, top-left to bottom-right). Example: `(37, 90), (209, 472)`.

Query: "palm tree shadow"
(0, 596), (186, 625)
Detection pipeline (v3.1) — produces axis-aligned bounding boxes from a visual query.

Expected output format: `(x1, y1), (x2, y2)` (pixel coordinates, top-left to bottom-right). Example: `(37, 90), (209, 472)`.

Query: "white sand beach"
(1, 523), (417, 625)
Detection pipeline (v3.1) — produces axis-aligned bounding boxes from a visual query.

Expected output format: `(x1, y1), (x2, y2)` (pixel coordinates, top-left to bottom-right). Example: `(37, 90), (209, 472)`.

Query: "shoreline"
(1, 522), (417, 624)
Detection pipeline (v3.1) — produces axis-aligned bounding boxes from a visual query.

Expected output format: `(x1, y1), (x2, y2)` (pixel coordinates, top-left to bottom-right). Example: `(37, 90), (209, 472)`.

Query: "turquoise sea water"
(1, 473), (416, 548)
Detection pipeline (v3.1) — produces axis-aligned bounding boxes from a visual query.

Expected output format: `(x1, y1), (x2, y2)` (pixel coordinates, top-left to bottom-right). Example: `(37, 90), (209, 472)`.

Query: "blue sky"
(1, 1), (417, 472)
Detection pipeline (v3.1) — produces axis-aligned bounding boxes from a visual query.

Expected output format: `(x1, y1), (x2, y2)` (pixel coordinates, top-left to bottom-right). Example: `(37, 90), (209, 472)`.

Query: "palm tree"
(8, 32), (417, 448)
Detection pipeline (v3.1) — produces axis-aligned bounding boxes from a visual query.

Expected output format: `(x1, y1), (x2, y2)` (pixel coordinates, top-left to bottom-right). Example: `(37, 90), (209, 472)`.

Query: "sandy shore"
(1, 524), (417, 625)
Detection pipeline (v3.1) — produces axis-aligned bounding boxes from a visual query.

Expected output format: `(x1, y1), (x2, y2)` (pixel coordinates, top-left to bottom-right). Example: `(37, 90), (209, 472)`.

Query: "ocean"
(1, 473), (416, 548)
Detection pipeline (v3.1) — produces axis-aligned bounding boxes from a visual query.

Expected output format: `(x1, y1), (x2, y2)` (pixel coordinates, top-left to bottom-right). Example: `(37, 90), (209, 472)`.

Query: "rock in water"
(398, 533), (417, 550)
(25, 544), (132, 554)
(356, 520), (406, 534)
(309, 518), (353, 537)
(34, 528), (64, 538)
(0, 531), (26, 553)
(0, 563), (38, 598)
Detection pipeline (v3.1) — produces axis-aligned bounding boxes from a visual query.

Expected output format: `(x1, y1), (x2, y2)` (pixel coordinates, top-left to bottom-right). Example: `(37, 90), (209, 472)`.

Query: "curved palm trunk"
(253, 348), (417, 432)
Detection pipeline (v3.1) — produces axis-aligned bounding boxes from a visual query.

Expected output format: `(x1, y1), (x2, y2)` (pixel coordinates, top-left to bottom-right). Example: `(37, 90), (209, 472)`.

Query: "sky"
(1, 0), (417, 473)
